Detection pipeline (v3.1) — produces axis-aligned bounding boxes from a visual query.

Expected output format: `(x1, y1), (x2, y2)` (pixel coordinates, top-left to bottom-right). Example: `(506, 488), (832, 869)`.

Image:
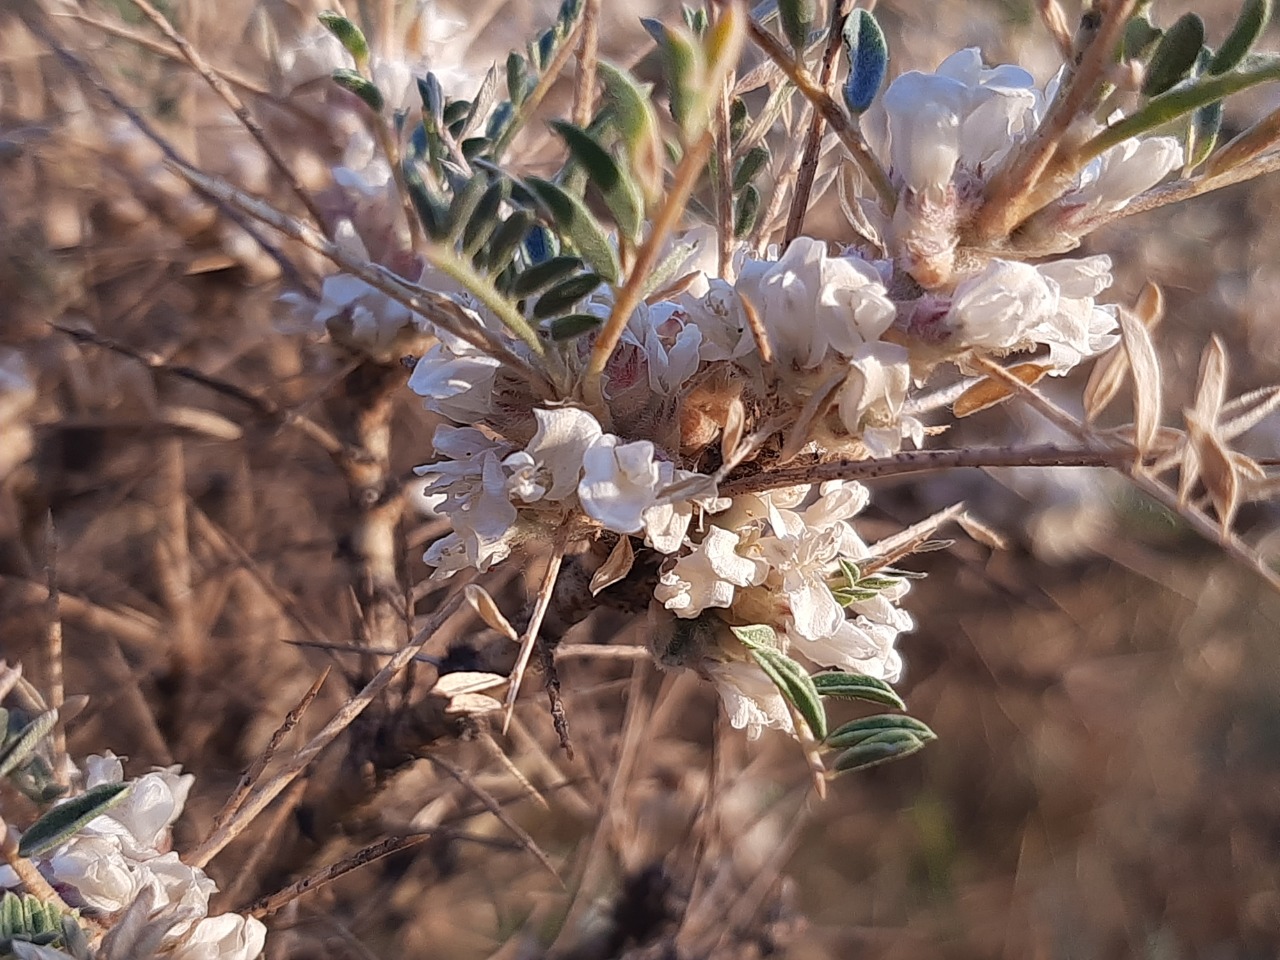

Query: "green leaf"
(462, 178), (510, 257)
(1124, 14), (1162, 61)
(524, 177), (620, 281)
(842, 9), (889, 113)
(811, 673), (907, 711)
(1142, 13), (1205, 97)
(403, 162), (447, 239)
(732, 145), (770, 193)
(444, 174), (489, 244)
(733, 184), (760, 240)
(1089, 52), (1280, 157)
(542, 312), (603, 341)
(481, 211), (535, 273)
(532, 273), (604, 318)
(2, 891), (21, 938)
(728, 97), (748, 144)
(749, 645), (828, 740)
(331, 68), (384, 113)
(1211, 0), (1273, 74)
(831, 728), (933, 772)
(0, 710), (57, 780)
(317, 12), (369, 68)
(597, 62), (663, 204)
(549, 121), (643, 241)
(18, 782), (131, 858)
(658, 25), (706, 139)
(511, 254), (585, 297)
(507, 52), (533, 106)
(731, 625), (827, 738)
(778, 0), (816, 53)
(826, 713), (936, 749)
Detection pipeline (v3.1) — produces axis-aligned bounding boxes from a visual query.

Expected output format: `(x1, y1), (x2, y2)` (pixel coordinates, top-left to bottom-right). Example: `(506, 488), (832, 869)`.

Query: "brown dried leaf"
(956, 511), (1009, 550)
(464, 584), (519, 642)
(952, 363), (1052, 418)
(444, 693), (504, 716)
(1084, 281), (1163, 422)
(1192, 337), (1228, 425)
(432, 671), (508, 699)
(1221, 385), (1280, 441)
(1186, 411), (1240, 532)
(1116, 303), (1163, 456)
(721, 396), (746, 463)
(779, 367), (846, 463)
(590, 535), (635, 596)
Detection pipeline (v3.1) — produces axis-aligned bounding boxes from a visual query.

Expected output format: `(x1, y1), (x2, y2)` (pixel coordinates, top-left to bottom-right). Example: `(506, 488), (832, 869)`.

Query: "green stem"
(424, 244), (545, 357)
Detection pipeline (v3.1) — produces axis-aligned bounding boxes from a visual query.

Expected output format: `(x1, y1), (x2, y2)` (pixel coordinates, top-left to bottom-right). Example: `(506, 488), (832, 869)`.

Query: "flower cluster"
(387, 44), (1193, 739)
(0, 754), (266, 960)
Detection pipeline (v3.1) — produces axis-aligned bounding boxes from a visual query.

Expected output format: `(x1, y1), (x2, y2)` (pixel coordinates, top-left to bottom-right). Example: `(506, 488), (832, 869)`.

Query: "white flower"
(503, 407), (602, 503)
(734, 237), (896, 370)
(837, 342), (923, 456)
(947, 259), (1057, 349)
(689, 280), (757, 363)
(640, 468), (728, 554)
(1064, 135), (1184, 217)
(705, 660), (794, 740)
(579, 436), (665, 533)
(881, 49), (1041, 197)
(174, 913), (268, 960)
(654, 526), (767, 616)
(419, 427), (519, 574)
(47, 835), (141, 913)
(409, 329), (504, 423)
(628, 302), (703, 396)
(946, 256), (1120, 369)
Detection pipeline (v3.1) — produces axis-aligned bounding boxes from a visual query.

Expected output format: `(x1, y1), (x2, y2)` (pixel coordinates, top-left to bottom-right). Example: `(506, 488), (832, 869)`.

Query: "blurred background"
(2, 0), (1280, 957)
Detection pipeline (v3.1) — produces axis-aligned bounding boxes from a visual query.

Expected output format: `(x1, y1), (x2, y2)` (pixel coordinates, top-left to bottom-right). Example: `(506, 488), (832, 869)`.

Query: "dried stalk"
(124, 0), (329, 233)
(747, 16), (895, 210)
(189, 590), (464, 868)
(783, 0), (850, 245)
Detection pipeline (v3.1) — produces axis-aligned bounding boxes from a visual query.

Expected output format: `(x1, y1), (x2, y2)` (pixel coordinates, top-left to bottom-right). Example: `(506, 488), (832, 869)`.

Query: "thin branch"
(422, 752), (563, 885)
(571, 0), (601, 128)
(171, 162), (553, 379)
(51, 325), (344, 456)
(975, 358), (1280, 593)
(783, 0), (849, 245)
(970, 0), (1138, 243)
(209, 669), (331, 833)
(719, 443), (1135, 496)
(747, 17), (895, 210)
(189, 591), (464, 868)
(0, 816), (104, 937)
(66, 11), (271, 97)
(494, 15), (587, 160)
(503, 527), (570, 732)
(41, 517), (66, 778)
(124, 0), (329, 233)
(20, 11), (311, 292)
(583, 130), (715, 417)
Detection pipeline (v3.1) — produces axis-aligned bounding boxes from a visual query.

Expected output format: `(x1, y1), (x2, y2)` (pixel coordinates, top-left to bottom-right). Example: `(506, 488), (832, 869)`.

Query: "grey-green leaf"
(532, 272), (604, 318)
(1210, 0), (1273, 74)
(331, 68), (384, 113)
(832, 729), (932, 772)
(733, 184), (760, 240)
(512, 254), (585, 297)
(0, 710), (57, 780)
(1142, 13), (1205, 97)
(542, 312), (603, 341)
(732, 145), (770, 193)
(826, 713), (936, 749)
(18, 782), (131, 858)
(842, 9), (889, 114)
(811, 672), (906, 711)
(549, 120), (643, 240)
(778, 0), (816, 53)
(507, 52), (532, 106)
(524, 177), (620, 281)
(749, 645), (828, 740)
(1124, 14), (1162, 61)
(318, 12), (369, 67)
